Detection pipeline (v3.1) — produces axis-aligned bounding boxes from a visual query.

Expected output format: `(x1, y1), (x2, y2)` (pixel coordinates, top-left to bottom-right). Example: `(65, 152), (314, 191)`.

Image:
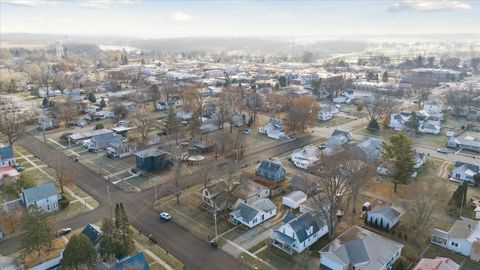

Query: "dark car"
(56, 227), (72, 236)
(148, 234), (157, 244)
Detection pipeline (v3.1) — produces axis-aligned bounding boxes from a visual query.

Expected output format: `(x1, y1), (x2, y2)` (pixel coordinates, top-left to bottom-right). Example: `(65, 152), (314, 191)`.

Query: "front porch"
(270, 231), (297, 255)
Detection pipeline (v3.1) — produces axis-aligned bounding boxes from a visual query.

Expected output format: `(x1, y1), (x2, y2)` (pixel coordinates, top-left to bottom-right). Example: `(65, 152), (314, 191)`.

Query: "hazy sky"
(1, 0), (479, 38)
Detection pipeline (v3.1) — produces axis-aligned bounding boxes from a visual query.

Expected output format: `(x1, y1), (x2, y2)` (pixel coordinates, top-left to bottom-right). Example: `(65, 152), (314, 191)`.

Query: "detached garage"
(282, 191), (307, 209)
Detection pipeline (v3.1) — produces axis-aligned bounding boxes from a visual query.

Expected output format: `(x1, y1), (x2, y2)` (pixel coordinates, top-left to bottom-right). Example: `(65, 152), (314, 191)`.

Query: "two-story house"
(431, 219), (480, 259)
(21, 182), (60, 213)
(257, 160), (286, 183)
(0, 145), (16, 167)
(450, 161), (480, 185)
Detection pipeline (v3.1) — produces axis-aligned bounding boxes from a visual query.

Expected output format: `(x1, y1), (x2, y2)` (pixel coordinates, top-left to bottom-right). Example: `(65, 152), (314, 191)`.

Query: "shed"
(192, 141), (214, 154)
(282, 191), (307, 209)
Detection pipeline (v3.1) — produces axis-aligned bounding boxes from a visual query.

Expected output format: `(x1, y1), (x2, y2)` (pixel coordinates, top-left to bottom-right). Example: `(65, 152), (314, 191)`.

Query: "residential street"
(0, 133), (319, 269)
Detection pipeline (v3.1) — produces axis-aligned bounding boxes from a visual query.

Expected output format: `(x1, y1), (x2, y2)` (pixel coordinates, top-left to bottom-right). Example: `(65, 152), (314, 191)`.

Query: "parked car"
(160, 212), (171, 221)
(436, 148), (448, 154)
(318, 144), (326, 150)
(243, 128), (251, 135)
(15, 166), (26, 172)
(56, 227), (72, 236)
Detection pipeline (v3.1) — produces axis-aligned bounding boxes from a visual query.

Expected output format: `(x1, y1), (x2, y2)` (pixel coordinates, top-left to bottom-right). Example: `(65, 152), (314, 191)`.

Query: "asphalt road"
(0, 133), (319, 269)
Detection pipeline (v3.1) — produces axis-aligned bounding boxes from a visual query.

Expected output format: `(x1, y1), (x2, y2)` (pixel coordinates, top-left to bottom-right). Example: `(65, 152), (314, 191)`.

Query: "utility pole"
(213, 210), (218, 243)
(107, 185), (112, 217)
(98, 151), (102, 176)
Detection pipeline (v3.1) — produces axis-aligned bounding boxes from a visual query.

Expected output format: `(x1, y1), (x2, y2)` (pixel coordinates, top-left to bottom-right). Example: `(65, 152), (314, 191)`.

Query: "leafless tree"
(133, 110), (155, 148)
(200, 162), (211, 189)
(54, 98), (79, 128)
(309, 148), (364, 240)
(220, 87), (244, 133)
(286, 96), (319, 134)
(53, 157), (75, 193)
(364, 95), (401, 122)
(0, 112), (26, 147)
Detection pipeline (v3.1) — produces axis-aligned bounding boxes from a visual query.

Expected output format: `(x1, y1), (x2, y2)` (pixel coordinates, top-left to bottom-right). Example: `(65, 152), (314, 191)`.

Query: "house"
(423, 99), (444, 120)
(21, 182), (59, 213)
(290, 146), (320, 169)
(259, 120), (290, 140)
(283, 191), (307, 209)
(81, 224), (102, 249)
(450, 161), (480, 185)
(353, 138), (382, 163)
(112, 252), (150, 270)
(367, 205), (402, 230)
(413, 257), (460, 270)
(106, 142), (136, 159)
(378, 152), (426, 178)
(289, 175), (317, 195)
(202, 180), (270, 211)
(448, 135), (480, 153)
(419, 120), (441, 135)
(192, 141), (214, 154)
(431, 219), (480, 258)
(0, 145), (16, 167)
(68, 129), (114, 143)
(256, 160), (286, 182)
(270, 212), (328, 254)
(325, 129), (352, 150)
(0, 166), (19, 186)
(135, 148), (172, 172)
(87, 133), (124, 152)
(229, 198), (277, 228)
(318, 111), (333, 121)
(319, 226), (403, 270)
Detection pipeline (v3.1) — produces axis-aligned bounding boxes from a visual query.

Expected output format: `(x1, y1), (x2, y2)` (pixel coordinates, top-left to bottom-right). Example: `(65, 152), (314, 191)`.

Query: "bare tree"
(220, 87), (243, 133)
(309, 149), (361, 240)
(133, 110), (155, 148)
(364, 95), (400, 122)
(286, 96), (319, 134)
(55, 98), (79, 127)
(200, 162), (211, 189)
(53, 157), (75, 194)
(0, 112), (26, 147)
(169, 146), (185, 204)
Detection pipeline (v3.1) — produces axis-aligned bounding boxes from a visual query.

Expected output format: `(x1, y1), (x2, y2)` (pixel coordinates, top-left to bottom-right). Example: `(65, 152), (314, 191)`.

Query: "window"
(451, 241), (459, 247)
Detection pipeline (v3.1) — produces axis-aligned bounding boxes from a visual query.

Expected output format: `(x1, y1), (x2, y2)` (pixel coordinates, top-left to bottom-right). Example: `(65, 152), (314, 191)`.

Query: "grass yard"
(256, 246), (319, 270)
(239, 252), (273, 270)
(52, 200), (90, 222)
(318, 116), (353, 128)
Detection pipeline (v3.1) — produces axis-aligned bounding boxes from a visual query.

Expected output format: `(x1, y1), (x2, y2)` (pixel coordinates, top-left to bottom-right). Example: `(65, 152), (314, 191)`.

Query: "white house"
(202, 180), (270, 211)
(259, 119), (290, 141)
(21, 182), (59, 213)
(448, 135), (480, 153)
(367, 205), (402, 230)
(270, 212), (328, 254)
(229, 198), (277, 228)
(290, 145), (320, 169)
(431, 219), (480, 258)
(320, 226), (403, 270)
(419, 120), (441, 135)
(423, 99), (444, 120)
(450, 161), (480, 185)
(282, 191), (307, 209)
(318, 111), (333, 121)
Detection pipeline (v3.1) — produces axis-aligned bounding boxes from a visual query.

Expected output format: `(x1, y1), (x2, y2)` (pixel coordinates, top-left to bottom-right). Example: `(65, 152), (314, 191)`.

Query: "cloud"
(0, 0), (48, 7)
(170, 11), (192, 22)
(78, 0), (138, 9)
(388, 0), (473, 12)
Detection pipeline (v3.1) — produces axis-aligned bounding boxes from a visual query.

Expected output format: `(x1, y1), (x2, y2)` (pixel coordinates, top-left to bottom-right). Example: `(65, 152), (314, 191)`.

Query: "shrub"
(94, 123), (105, 130)
(367, 119), (380, 131)
(59, 195), (70, 209)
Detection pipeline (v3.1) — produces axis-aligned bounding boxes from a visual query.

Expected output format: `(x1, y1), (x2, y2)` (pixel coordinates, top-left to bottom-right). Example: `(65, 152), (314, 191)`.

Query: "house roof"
(0, 146), (14, 161)
(91, 133), (123, 145)
(231, 203), (259, 223)
(289, 175), (316, 193)
(205, 181), (227, 197)
(135, 148), (169, 159)
(369, 205), (401, 221)
(355, 138), (382, 163)
(250, 198), (276, 213)
(22, 182), (57, 204)
(0, 166), (19, 178)
(454, 161), (480, 174)
(112, 253), (150, 270)
(448, 219), (479, 239)
(284, 191), (307, 203)
(413, 257), (460, 270)
(288, 212), (324, 243)
(258, 160), (284, 174)
(81, 224), (102, 246)
(320, 226), (403, 270)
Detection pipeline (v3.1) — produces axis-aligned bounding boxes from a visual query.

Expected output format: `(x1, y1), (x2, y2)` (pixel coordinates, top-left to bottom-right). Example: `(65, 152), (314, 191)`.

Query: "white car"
(160, 212), (171, 221)
(436, 148), (448, 154)
(56, 227), (72, 236)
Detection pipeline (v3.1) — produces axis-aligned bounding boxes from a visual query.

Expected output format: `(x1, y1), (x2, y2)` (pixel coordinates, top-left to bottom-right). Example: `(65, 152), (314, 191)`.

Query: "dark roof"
(289, 212), (324, 243)
(0, 146), (14, 161)
(113, 253), (150, 270)
(369, 205), (401, 221)
(454, 161), (480, 173)
(22, 182), (58, 204)
(331, 129), (351, 139)
(81, 224), (102, 246)
(193, 141), (212, 149)
(283, 212), (296, 223)
(258, 160), (284, 174)
(232, 203), (259, 222)
(135, 148), (169, 159)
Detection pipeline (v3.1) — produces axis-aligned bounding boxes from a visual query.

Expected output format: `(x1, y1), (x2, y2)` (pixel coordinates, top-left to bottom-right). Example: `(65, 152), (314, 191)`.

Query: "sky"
(1, 0), (479, 39)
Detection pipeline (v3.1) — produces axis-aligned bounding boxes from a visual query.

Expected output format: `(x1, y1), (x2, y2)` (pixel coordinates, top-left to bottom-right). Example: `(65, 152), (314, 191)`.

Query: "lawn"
(318, 116), (354, 128)
(239, 252), (273, 270)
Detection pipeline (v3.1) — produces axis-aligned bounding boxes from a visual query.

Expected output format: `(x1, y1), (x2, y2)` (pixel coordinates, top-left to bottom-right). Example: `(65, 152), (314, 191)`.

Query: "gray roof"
(135, 148), (169, 158)
(321, 226), (403, 270)
(22, 182), (58, 204)
(232, 203), (258, 223)
(91, 133), (123, 145)
(454, 161), (480, 173)
(258, 160), (284, 174)
(81, 224), (102, 246)
(288, 212), (324, 243)
(448, 219), (478, 239)
(0, 146), (14, 161)
(355, 138), (382, 163)
(284, 191), (307, 202)
(431, 229), (449, 239)
(369, 205), (401, 221)
(250, 198), (276, 212)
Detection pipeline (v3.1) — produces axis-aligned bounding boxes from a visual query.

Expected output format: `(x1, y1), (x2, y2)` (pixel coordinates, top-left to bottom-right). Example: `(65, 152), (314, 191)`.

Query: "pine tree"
(21, 206), (54, 256)
(88, 92), (96, 103)
(61, 234), (97, 270)
(114, 203), (134, 258)
(405, 112), (420, 132)
(165, 105), (181, 144)
(447, 182), (468, 215)
(100, 218), (117, 262)
(367, 119), (380, 131)
(42, 97), (49, 107)
(382, 134), (416, 192)
(382, 71), (389, 82)
(99, 98), (107, 108)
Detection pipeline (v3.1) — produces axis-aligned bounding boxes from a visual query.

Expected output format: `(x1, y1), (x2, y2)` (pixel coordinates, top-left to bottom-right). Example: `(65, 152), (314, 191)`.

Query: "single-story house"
(282, 191), (307, 209)
(289, 175), (318, 195)
(325, 129), (352, 150)
(431, 219), (480, 258)
(81, 224), (102, 250)
(192, 141), (214, 154)
(230, 198), (277, 228)
(68, 129), (114, 143)
(259, 122), (290, 141)
(290, 146), (320, 169)
(0, 145), (16, 168)
(419, 120), (441, 135)
(87, 133), (124, 152)
(135, 148), (172, 172)
(0, 166), (19, 186)
(21, 182), (59, 213)
(450, 161), (480, 185)
(413, 257), (460, 270)
(257, 160), (286, 182)
(353, 137), (382, 164)
(448, 135), (480, 153)
(270, 212), (328, 254)
(319, 226), (403, 270)
(367, 205), (402, 230)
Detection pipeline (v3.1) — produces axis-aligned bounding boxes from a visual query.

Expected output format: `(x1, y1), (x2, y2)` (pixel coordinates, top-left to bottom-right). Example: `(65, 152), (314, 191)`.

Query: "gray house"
(256, 160), (286, 182)
(320, 226), (403, 270)
(448, 136), (480, 153)
(450, 161), (480, 185)
(367, 205), (402, 230)
(353, 138), (382, 163)
(87, 133), (124, 152)
(81, 224), (102, 250)
(21, 182), (59, 213)
(325, 129), (352, 150)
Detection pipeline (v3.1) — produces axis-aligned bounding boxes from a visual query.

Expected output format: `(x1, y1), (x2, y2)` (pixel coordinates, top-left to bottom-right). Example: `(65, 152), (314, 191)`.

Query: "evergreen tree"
(405, 112), (420, 132)
(382, 134), (416, 192)
(61, 234), (97, 270)
(367, 119), (380, 131)
(99, 98), (107, 108)
(447, 182), (468, 215)
(114, 203), (134, 258)
(88, 92), (96, 103)
(42, 97), (49, 108)
(21, 206), (54, 256)
(165, 105), (181, 143)
(99, 218), (117, 262)
(224, 73), (231, 87)
(473, 174), (480, 186)
(382, 71), (389, 82)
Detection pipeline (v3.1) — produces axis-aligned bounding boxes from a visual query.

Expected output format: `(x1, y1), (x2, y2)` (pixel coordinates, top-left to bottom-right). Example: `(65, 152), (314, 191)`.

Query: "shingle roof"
(454, 161), (480, 174)
(250, 198), (276, 212)
(448, 219), (478, 239)
(91, 133), (123, 145)
(0, 146), (14, 161)
(113, 252), (150, 270)
(258, 160), (284, 174)
(284, 191), (307, 203)
(81, 224), (102, 246)
(370, 205), (401, 221)
(135, 148), (169, 158)
(232, 203), (259, 223)
(22, 182), (58, 204)
(288, 212), (323, 243)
